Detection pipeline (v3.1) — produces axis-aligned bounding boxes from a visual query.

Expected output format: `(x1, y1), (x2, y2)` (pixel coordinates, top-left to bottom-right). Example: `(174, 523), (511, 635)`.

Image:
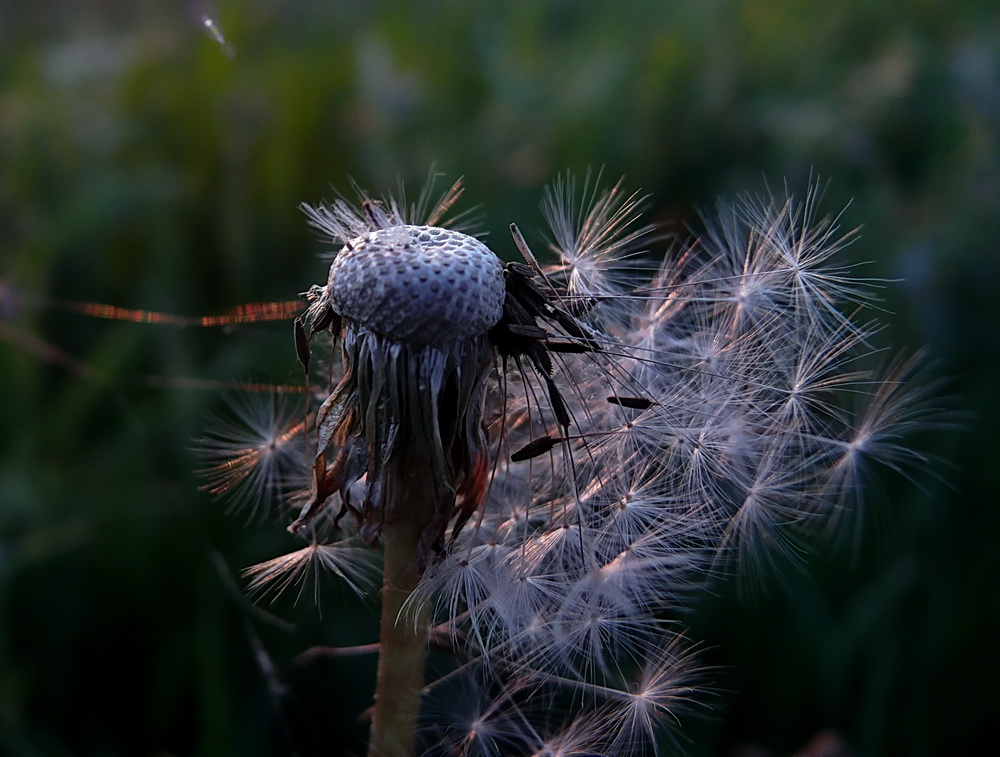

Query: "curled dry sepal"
(197, 173), (939, 756)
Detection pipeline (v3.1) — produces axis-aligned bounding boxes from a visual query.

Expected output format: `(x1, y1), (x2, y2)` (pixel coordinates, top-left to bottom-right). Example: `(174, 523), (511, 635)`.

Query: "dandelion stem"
(368, 455), (434, 757)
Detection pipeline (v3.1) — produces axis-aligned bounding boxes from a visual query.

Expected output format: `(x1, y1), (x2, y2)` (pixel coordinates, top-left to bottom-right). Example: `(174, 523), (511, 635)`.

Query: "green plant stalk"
(367, 458), (434, 757)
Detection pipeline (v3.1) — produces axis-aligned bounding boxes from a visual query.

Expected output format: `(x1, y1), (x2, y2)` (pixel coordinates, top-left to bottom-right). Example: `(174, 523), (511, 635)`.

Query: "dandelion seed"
(541, 170), (656, 302)
(195, 392), (307, 521)
(243, 537), (380, 602)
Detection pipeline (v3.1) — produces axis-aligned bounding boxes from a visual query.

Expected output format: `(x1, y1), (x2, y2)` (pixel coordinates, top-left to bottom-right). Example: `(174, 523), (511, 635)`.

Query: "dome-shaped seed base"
(327, 225), (506, 345)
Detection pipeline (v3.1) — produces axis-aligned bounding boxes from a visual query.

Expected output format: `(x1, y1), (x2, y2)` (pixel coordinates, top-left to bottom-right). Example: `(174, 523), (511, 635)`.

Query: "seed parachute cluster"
(199, 174), (932, 756)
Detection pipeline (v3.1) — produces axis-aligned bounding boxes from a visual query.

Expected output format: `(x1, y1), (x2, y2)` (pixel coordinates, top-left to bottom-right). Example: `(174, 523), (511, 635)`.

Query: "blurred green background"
(1, 1), (997, 755)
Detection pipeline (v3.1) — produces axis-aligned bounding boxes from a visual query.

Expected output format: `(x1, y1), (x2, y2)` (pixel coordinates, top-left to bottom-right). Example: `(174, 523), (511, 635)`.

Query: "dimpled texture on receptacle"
(327, 225), (506, 345)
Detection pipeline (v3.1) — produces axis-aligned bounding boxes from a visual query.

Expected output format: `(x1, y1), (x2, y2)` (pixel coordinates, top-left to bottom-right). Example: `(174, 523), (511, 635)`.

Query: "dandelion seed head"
(293, 190), (516, 555)
(200, 173), (938, 755)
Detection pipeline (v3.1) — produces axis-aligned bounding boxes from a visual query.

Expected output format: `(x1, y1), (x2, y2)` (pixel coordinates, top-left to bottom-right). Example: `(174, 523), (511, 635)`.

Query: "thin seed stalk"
(368, 456), (435, 757)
